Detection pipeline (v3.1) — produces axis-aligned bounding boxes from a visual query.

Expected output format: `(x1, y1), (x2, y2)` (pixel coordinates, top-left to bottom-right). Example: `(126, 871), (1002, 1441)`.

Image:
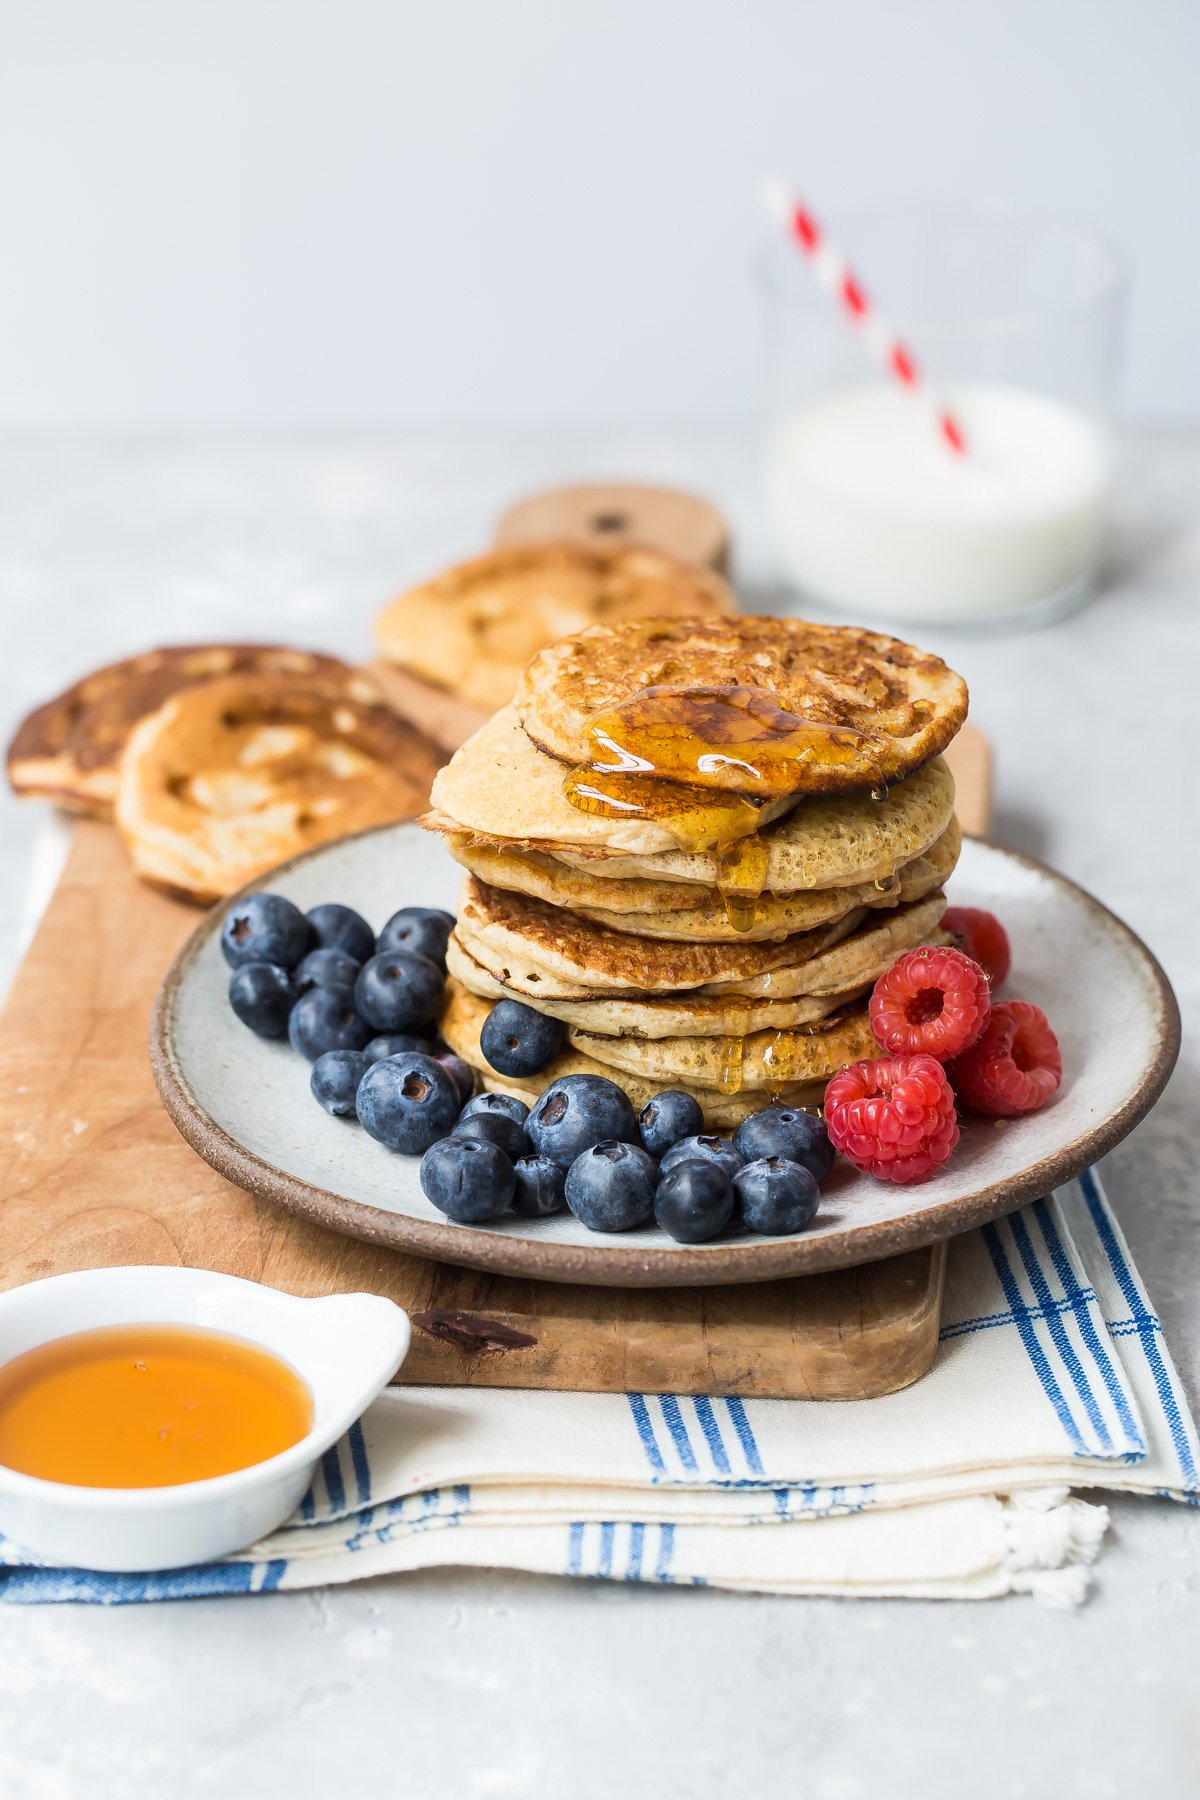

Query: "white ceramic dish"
(0, 1267), (409, 1571)
(152, 823), (1179, 1288)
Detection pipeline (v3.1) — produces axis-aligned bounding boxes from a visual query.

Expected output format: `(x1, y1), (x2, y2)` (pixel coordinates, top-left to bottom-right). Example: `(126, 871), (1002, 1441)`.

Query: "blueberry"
(654, 1159), (736, 1245)
(310, 1049), (369, 1118)
(639, 1090), (705, 1159)
(511, 1154), (567, 1218)
(733, 1106), (835, 1184)
(363, 1033), (432, 1064)
(377, 906), (456, 968)
(420, 1135), (515, 1222)
(453, 1109), (529, 1162)
(527, 1074), (638, 1169)
(293, 946), (362, 998)
(733, 1157), (820, 1236)
(220, 893), (311, 970)
(433, 1050), (477, 1104)
(460, 1092), (530, 1129)
(355, 1052), (460, 1155)
(479, 1000), (564, 1078)
(306, 902), (375, 966)
(228, 962), (295, 1038)
(659, 1134), (742, 1182)
(354, 951), (443, 1033)
(288, 987), (372, 1061)
(566, 1141), (658, 1233)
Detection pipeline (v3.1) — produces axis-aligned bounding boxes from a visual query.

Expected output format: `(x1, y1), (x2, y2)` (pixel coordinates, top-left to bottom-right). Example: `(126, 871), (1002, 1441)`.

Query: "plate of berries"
(151, 824), (1180, 1286)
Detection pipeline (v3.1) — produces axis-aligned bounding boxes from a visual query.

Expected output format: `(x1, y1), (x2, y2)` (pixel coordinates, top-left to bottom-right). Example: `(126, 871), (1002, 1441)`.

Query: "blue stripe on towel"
(596, 1523), (615, 1578)
(1033, 1196), (1144, 1451)
(654, 1523), (675, 1583)
(658, 1396), (699, 1473)
(626, 1394), (667, 1477)
(320, 1444), (346, 1515)
(347, 1421), (372, 1508)
(692, 1398), (732, 1476)
(1010, 1209), (1112, 1450)
(723, 1398), (765, 1477)
(1080, 1169), (1198, 1487)
(983, 1221), (1088, 1453)
(566, 1522), (585, 1576)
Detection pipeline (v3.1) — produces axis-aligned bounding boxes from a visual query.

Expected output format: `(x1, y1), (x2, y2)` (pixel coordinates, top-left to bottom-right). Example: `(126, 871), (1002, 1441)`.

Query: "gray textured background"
(0, 0), (1197, 429)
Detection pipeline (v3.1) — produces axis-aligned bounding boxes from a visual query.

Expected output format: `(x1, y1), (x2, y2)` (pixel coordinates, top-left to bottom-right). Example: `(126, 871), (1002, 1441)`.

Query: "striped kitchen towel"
(1, 1171), (1194, 1607)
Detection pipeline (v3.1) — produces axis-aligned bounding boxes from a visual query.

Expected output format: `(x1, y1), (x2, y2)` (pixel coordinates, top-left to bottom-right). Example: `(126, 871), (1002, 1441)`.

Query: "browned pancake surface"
(7, 645), (366, 818)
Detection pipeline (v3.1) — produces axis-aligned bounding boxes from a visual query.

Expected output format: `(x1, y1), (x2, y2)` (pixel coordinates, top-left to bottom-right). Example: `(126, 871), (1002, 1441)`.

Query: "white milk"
(766, 382), (1111, 624)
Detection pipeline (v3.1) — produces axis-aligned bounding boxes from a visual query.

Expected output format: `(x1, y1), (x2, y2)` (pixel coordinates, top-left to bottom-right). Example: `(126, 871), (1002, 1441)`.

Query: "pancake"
(425, 708), (955, 883)
(375, 542), (735, 714)
(453, 816), (957, 946)
(570, 1004), (880, 1094)
(448, 894), (947, 1032)
(6, 645), (364, 820)
(425, 707), (798, 857)
(515, 615), (968, 796)
(439, 978), (828, 1128)
(574, 817), (960, 941)
(447, 934), (873, 1037)
(115, 672), (443, 903)
(453, 873), (868, 997)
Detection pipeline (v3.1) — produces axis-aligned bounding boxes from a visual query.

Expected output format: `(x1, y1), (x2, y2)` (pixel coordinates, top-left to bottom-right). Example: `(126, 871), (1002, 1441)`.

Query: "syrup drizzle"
(562, 683), (891, 928)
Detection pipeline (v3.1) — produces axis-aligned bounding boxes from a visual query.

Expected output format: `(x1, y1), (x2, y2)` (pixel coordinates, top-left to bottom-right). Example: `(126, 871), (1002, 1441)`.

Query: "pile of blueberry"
(422, 1081), (833, 1243)
(219, 890), (835, 1244)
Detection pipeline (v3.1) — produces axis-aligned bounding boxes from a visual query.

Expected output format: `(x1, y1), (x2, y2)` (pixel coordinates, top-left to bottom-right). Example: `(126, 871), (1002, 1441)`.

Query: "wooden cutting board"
(0, 646), (989, 1399)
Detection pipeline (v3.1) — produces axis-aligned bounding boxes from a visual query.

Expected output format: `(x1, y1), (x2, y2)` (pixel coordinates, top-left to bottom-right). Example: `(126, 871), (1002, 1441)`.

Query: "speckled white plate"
(151, 824), (1179, 1287)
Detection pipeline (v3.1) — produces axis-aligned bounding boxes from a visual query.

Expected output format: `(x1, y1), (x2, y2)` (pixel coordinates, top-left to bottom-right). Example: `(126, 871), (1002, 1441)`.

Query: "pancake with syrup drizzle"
(448, 817), (959, 943)
(446, 900), (950, 1038)
(514, 615), (968, 796)
(424, 708), (956, 888)
(440, 978), (830, 1128)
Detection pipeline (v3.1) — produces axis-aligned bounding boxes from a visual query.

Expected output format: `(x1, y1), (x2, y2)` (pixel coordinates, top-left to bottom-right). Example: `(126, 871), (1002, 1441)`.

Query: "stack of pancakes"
(426, 616), (969, 1129)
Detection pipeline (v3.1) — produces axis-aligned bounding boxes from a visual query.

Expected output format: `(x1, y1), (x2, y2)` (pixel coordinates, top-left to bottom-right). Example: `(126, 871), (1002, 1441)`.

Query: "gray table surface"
(0, 432), (1195, 1800)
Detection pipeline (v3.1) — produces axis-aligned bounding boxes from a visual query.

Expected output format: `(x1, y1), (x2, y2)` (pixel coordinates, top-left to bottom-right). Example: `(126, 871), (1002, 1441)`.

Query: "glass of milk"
(758, 204), (1131, 627)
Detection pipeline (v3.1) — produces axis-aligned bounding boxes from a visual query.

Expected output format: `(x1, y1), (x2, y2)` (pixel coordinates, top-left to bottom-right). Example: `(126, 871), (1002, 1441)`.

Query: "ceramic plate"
(151, 824), (1179, 1287)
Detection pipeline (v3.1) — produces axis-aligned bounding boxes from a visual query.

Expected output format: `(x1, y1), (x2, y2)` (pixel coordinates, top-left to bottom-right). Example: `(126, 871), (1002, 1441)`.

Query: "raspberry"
(823, 1054), (959, 1185)
(940, 906), (1011, 986)
(868, 945), (991, 1060)
(947, 1000), (1062, 1118)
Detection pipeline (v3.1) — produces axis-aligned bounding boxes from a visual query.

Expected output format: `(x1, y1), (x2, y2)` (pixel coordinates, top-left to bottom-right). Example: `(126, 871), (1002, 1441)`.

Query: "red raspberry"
(868, 945), (991, 1060)
(940, 906), (1011, 986)
(823, 1054), (959, 1185)
(947, 1000), (1062, 1117)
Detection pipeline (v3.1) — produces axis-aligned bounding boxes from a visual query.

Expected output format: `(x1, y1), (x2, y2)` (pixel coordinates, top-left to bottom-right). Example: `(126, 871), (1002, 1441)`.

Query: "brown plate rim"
(149, 826), (1181, 1288)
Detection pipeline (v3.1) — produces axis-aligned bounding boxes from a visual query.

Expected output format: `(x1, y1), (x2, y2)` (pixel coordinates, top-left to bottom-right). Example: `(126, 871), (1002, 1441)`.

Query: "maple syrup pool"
(0, 1323), (314, 1488)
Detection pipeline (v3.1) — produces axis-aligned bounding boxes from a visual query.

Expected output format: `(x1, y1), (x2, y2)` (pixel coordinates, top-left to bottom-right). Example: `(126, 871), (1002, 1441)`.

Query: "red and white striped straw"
(763, 182), (968, 457)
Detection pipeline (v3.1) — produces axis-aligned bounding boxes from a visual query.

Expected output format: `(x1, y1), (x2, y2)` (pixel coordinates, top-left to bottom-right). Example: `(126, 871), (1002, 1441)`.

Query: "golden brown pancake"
(515, 615), (968, 796)
(569, 1003), (881, 1094)
(439, 978), (829, 1128)
(6, 645), (364, 819)
(375, 541), (735, 714)
(115, 672), (444, 903)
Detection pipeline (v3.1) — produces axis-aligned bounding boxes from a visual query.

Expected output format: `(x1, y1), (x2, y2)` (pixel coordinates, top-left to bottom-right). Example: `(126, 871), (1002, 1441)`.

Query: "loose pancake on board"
(6, 644), (363, 819)
(115, 672), (444, 903)
(515, 615), (969, 796)
(439, 978), (829, 1128)
(375, 541), (736, 714)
